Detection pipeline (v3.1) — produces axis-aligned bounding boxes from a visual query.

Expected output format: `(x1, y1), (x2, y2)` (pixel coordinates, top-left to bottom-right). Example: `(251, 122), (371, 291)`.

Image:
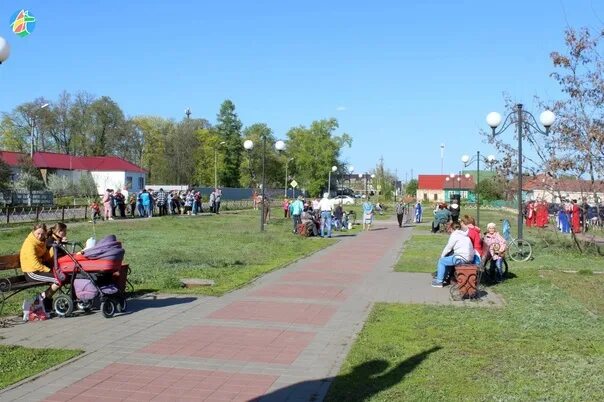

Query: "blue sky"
(1, 0), (603, 180)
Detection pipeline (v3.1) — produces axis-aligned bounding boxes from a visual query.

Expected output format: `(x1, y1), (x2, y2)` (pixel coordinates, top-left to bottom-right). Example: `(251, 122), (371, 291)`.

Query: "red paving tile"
(139, 325), (315, 364)
(280, 270), (363, 284)
(250, 283), (348, 301)
(300, 264), (374, 273)
(44, 363), (277, 402)
(209, 300), (336, 325)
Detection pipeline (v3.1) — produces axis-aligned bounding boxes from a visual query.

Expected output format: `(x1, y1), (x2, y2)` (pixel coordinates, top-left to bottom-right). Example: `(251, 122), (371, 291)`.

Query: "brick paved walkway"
(0, 218), (501, 401)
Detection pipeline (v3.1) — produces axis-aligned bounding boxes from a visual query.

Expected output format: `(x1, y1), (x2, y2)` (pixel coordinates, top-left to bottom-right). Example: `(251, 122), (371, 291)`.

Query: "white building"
(0, 151), (147, 195)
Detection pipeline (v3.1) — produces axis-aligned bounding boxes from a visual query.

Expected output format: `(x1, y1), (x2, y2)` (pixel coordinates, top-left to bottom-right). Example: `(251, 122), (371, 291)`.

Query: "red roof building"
(417, 174), (476, 203)
(0, 151), (147, 194)
(522, 174), (604, 203)
(0, 151), (146, 173)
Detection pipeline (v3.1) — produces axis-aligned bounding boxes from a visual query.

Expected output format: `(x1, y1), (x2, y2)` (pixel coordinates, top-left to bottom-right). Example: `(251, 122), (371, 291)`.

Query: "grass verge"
(327, 208), (604, 401)
(0, 208), (337, 316)
(0, 345), (81, 389)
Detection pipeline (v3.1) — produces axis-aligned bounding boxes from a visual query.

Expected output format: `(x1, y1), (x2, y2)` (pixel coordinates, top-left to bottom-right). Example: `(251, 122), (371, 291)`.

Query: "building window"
(434, 194), (438, 201)
(126, 176), (132, 190)
(423, 193), (428, 201)
(138, 177), (144, 190)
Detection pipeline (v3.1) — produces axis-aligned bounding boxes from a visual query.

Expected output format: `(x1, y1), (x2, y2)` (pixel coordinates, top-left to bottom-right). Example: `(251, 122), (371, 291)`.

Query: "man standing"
(214, 188), (222, 214)
(432, 221), (474, 287)
(209, 191), (216, 213)
(140, 189), (152, 218)
(318, 193), (333, 238)
(156, 188), (167, 216)
(396, 199), (406, 228)
(290, 196), (304, 233)
(114, 189), (126, 218)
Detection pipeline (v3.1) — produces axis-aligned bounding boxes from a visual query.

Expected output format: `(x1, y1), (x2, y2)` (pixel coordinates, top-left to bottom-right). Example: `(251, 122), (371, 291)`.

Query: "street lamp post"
(348, 166), (354, 191)
(486, 104), (555, 241)
(284, 157), (294, 197)
(30, 103), (49, 158)
(328, 166), (337, 196)
(214, 141), (226, 189)
(0, 36), (10, 64)
(461, 152), (496, 227)
(358, 173), (366, 198)
(243, 137), (285, 231)
(440, 143), (445, 174)
(370, 174), (375, 199)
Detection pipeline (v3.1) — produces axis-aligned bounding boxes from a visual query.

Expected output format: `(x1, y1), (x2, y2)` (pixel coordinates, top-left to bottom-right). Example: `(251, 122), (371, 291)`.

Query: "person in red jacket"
(571, 199), (581, 233)
(461, 215), (484, 260)
(536, 199), (549, 228)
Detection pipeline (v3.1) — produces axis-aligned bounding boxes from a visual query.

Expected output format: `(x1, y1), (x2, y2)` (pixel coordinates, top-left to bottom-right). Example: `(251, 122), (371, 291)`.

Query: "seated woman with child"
(483, 222), (507, 281)
(20, 223), (69, 312)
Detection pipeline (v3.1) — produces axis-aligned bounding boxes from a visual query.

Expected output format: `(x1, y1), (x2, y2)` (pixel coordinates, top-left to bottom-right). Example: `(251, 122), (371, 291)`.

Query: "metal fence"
(0, 199), (263, 225)
(1, 205), (87, 224)
(0, 190), (54, 206)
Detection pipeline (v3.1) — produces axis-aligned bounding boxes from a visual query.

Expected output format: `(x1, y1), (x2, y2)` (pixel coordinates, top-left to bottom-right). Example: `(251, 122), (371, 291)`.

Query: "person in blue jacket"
(415, 202), (423, 223)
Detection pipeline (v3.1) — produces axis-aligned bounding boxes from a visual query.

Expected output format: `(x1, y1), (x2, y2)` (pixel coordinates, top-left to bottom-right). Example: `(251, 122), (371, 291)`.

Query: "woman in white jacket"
(432, 221), (475, 287)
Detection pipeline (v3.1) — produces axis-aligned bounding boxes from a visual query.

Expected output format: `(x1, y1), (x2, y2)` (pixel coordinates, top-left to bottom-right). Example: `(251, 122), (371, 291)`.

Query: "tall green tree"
(0, 115), (26, 152)
(286, 118), (351, 196)
(405, 179), (418, 196)
(0, 158), (11, 190)
(164, 118), (204, 185)
(216, 100), (243, 187)
(133, 116), (173, 184)
(88, 96), (127, 156)
(68, 91), (95, 156)
(193, 127), (221, 186)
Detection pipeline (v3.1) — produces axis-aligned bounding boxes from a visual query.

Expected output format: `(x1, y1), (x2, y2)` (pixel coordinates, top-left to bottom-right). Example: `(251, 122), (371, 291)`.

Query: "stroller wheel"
(53, 295), (74, 317)
(101, 300), (116, 318)
(77, 300), (93, 312)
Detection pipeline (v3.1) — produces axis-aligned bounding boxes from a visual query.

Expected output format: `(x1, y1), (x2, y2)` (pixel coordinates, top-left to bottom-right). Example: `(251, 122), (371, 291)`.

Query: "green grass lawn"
(0, 208), (338, 316)
(0, 345), (81, 389)
(327, 207), (604, 401)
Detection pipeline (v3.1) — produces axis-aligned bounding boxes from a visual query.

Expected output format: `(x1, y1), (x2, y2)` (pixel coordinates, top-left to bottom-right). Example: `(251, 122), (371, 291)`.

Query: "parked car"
(330, 195), (355, 206)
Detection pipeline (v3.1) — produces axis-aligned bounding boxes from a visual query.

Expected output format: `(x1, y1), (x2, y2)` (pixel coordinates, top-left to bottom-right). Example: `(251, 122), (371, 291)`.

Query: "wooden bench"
(0, 254), (48, 315)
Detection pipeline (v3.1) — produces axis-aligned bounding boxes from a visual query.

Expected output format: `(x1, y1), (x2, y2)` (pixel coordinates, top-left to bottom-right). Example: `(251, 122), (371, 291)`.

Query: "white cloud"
(336, 106), (347, 112)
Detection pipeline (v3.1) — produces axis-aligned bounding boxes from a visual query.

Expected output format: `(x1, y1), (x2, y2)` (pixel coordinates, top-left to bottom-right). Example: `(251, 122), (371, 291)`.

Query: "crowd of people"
(525, 199), (585, 234)
(91, 188), (224, 220)
(280, 193), (356, 238)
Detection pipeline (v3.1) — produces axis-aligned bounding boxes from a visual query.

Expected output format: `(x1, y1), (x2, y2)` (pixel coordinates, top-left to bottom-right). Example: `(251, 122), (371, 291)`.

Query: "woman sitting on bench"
(20, 223), (60, 312)
(431, 221), (475, 288)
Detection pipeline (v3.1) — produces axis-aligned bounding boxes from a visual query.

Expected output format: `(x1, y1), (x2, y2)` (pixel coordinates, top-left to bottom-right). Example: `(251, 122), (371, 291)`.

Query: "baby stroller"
(51, 235), (129, 318)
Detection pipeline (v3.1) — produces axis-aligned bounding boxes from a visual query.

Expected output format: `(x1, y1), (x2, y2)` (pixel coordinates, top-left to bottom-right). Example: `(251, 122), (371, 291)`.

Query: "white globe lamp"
(539, 110), (555, 127)
(0, 37), (10, 64)
(486, 112), (502, 128)
(274, 140), (285, 151)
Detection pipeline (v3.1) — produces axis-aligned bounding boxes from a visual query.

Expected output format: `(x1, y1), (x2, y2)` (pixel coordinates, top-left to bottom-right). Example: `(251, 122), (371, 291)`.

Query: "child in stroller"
(52, 235), (129, 318)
